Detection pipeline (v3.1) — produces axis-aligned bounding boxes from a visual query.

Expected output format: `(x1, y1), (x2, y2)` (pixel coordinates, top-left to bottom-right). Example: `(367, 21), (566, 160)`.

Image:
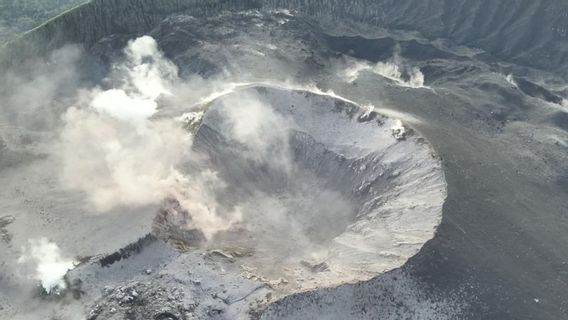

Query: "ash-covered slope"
(0, 2), (567, 320)
(2, 0), (568, 74)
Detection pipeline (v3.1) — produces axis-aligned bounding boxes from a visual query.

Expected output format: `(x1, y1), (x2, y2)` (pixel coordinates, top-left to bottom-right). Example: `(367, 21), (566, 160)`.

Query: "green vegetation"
(0, 0), (87, 44)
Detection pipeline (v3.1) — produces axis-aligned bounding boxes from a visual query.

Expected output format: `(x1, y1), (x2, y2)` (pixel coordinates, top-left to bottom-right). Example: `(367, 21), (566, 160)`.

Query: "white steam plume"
(60, 36), (239, 238)
(215, 91), (294, 173)
(18, 238), (76, 294)
(90, 35), (177, 128)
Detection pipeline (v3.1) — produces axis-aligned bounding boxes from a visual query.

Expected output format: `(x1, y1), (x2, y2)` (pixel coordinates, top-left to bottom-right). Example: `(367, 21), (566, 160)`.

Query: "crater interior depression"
(156, 86), (446, 292)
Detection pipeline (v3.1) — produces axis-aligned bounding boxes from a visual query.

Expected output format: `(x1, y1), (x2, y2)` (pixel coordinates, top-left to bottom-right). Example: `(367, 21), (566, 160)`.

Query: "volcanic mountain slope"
(2, 0), (568, 74)
(0, 1), (567, 320)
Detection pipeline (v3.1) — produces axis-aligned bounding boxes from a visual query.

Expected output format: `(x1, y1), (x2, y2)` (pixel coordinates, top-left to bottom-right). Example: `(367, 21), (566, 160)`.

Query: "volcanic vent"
(154, 86), (446, 293)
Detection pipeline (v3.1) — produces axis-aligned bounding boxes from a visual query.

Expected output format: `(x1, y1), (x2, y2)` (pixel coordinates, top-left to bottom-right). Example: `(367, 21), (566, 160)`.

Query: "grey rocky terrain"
(0, 1), (567, 320)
